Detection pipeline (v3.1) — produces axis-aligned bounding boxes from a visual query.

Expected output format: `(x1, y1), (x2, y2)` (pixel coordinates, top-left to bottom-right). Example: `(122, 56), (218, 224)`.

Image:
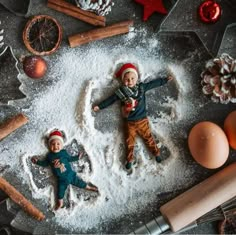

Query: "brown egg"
(224, 111), (236, 150)
(188, 121), (229, 169)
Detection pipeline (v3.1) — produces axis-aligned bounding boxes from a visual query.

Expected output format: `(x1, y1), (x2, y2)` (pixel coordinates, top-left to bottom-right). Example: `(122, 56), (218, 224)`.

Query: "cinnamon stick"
(47, 0), (105, 27)
(0, 113), (28, 141)
(68, 20), (134, 48)
(0, 177), (45, 221)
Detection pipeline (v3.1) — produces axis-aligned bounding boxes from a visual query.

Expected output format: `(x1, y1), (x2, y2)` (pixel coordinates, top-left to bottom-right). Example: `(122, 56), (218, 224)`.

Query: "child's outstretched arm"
(143, 77), (169, 91)
(92, 94), (119, 112)
(31, 157), (49, 167)
(144, 69), (175, 91)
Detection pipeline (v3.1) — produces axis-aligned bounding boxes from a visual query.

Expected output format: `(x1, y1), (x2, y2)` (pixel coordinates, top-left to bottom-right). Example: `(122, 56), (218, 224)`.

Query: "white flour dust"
(3, 29), (201, 233)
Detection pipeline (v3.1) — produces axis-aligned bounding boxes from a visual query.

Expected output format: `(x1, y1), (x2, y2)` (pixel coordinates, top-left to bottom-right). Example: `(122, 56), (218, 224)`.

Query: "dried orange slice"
(23, 15), (62, 56)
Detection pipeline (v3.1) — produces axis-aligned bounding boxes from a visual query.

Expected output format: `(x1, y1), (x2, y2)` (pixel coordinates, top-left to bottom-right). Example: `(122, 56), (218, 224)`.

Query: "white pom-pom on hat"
(115, 63), (139, 81)
(48, 129), (64, 144)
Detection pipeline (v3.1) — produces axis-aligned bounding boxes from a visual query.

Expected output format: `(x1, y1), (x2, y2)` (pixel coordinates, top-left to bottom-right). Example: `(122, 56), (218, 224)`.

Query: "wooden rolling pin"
(0, 113), (28, 141)
(134, 163), (236, 234)
(160, 163), (236, 232)
(0, 177), (45, 220)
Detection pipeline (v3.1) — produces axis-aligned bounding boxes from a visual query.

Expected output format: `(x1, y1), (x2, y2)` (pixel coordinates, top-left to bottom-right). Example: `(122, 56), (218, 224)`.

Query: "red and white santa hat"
(48, 130), (64, 144)
(115, 63), (139, 81)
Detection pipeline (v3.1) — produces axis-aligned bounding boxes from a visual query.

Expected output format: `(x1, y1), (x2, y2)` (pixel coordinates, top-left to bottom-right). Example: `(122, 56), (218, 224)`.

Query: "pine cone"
(201, 53), (236, 104)
(75, 0), (114, 16)
(0, 21), (4, 49)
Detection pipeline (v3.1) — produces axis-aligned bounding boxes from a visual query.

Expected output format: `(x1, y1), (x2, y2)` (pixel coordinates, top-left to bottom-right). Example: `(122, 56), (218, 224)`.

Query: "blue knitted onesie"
(35, 149), (87, 199)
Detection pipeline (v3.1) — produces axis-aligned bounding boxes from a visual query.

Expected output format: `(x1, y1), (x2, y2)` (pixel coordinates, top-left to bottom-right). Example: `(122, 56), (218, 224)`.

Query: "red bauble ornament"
(198, 0), (221, 23)
(23, 55), (47, 79)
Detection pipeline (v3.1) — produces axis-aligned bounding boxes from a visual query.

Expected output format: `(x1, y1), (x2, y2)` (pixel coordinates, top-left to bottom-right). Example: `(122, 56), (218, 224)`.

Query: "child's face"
(49, 139), (63, 153)
(122, 71), (138, 88)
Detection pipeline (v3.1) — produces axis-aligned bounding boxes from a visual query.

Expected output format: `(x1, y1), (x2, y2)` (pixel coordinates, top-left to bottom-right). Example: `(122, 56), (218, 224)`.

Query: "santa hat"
(115, 63), (139, 81)
(48, 130), (64, 144)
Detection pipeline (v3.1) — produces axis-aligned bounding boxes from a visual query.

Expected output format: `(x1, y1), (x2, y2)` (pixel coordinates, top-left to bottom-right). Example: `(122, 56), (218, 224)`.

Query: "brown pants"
(125, 118), (160, 163)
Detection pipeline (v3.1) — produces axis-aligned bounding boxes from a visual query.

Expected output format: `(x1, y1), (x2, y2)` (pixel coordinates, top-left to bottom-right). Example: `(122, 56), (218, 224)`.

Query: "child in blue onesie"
(31, 129), (98, 210)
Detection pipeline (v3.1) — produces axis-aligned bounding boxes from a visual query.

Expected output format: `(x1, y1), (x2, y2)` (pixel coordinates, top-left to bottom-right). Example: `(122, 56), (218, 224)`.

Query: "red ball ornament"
(198, 0), (221, 23)
(23, 55), (47, 79)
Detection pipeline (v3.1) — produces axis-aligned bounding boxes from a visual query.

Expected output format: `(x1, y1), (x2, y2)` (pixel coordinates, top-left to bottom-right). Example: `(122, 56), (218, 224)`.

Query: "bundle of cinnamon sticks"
(47, 0), (106, 26)
(47, 0), (134, 48)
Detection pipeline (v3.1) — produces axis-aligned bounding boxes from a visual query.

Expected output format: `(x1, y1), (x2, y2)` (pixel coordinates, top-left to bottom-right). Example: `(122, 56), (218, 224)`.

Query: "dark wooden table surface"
(0, 0), (236, 234)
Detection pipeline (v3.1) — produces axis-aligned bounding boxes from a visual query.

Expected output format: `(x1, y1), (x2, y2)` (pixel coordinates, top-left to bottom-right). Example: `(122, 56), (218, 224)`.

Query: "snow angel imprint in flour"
(31, 129), (99, 210)
(93, 63), (174, 171)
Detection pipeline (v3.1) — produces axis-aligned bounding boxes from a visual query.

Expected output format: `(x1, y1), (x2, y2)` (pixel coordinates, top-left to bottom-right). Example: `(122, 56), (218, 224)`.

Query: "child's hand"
(31, 157), (38, 164)
(166, 68), (175, 81)
(78, 151), (84, 158)
(93, 106), (100, 112)
(167, 75), (174, 81)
